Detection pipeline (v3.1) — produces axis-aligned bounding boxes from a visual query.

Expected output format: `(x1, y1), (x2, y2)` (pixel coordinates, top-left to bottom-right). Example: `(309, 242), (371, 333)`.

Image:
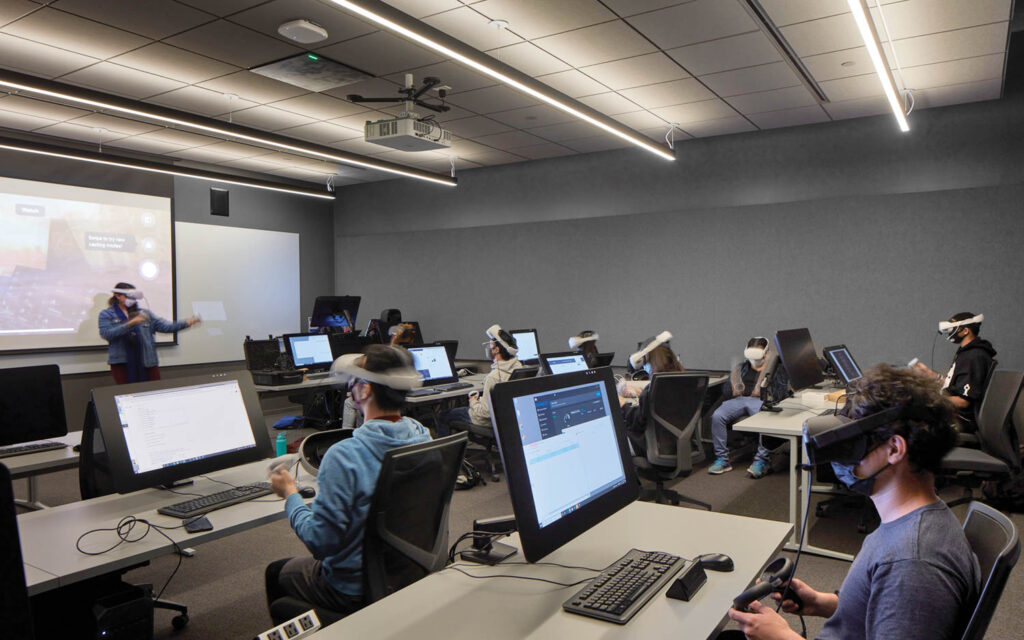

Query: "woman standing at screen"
(98, 282), (199, 384)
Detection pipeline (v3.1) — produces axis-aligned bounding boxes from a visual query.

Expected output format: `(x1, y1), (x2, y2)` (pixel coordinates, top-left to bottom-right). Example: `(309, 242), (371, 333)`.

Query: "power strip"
(254, 609), (321, 640)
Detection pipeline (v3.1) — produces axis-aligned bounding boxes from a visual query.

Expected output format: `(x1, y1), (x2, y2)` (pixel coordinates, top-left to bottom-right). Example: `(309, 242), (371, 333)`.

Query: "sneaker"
(747, 460), (770, 479)
(708, 459), (733, 475)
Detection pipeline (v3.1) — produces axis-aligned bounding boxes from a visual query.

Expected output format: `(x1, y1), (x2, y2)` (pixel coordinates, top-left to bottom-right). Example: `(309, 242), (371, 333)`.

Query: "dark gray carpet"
(14, 411), (1023, 639)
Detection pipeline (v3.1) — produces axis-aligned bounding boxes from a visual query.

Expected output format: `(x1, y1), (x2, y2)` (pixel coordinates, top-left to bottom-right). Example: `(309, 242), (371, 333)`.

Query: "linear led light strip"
(0, 143), (336, 200)
(846, 0), (909, 132)
(328, 0), (675, 161)
(0, 78), (456, 187)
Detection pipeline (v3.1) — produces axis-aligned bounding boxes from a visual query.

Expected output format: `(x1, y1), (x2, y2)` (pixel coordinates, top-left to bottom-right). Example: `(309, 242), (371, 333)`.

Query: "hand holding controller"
(732, 557), (803, 612)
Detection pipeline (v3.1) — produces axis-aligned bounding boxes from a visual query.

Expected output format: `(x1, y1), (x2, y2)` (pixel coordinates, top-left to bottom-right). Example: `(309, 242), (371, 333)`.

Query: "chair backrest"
(972, 358), (999, 425)
(362, 432), (467, 605)
(959, 501), (1021, 640)
(79, 400), (117, 499)
(645, 373), (709, 474)
(509, 366), (539, 380)
(975, 370), (1024, 471)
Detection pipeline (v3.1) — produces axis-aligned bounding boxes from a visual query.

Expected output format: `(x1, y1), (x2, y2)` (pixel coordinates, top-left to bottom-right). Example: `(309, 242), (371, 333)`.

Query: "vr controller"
(732, 557), (804, 612)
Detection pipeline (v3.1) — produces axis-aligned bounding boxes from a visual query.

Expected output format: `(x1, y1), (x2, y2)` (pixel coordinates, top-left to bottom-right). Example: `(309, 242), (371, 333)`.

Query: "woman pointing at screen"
(98, 282), (199, 384)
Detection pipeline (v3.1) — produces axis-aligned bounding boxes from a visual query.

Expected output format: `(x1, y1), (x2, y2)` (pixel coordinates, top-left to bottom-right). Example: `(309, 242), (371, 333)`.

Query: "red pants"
(110, 364), (161, 385)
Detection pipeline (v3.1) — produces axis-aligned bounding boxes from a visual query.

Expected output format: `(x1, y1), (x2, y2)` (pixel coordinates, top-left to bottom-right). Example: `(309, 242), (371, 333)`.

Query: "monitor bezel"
(538, 351), (590, 375)
(823, 344), (863, 385)
(774, 328), (824, 392)
(407, 344), (458, 386)
(509, 328), (541, 364)
(283, 332), (335, 371)
(309, 295), (360, 331)
(0, 364), (69, 447)
(91, 372), (273, 494)
(489, 368), (638, 563)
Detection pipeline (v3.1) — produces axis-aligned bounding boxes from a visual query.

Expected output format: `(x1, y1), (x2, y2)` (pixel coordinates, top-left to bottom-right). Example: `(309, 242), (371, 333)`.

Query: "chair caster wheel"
(172, 614), (189, 630)
(491, 475), (500, 482)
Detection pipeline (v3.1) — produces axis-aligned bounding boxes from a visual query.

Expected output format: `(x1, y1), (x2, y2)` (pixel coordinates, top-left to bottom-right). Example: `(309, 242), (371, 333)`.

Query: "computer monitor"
(243, 337), (283, 371)
(0, 364), (68, 447)
(489, 368), (638, 562)
(591, 352), (615, 368)
(539, 352), (589, 375)
(408, 345), (458, 386)
(284, 333), (335, 371)
(0, 463), (33, 637)
(310, 295), (360, 332)
(823, 345), (864, 385)
(90, 373), (272, 494)
(774, 328), (824, 392)
(510, 329), (540, 364)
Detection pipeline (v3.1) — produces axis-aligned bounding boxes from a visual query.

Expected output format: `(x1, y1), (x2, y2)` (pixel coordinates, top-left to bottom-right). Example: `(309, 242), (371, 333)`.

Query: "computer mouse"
(298, 486), (316, 499)
(697, 553), (734, 572)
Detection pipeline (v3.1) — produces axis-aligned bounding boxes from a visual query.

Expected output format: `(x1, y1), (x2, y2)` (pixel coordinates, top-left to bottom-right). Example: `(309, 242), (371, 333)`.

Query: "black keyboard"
(0, 441), (68, 459)
(306, 371), (332, 380)
(563, 549), (686, 624)
(436, 381), (474, 391)
(157, 482), (273, 519)
(407, 388), (442, 397)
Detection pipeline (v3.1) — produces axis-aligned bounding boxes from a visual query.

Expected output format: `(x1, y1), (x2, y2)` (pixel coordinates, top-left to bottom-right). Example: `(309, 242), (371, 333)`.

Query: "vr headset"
(628, 330), (672, 369)
(111, 287), (144, 300)
(485, 324), (518, 356)
(568, 331), (598, 350)
(801, 407), (902, 469)
(938, 314), (983, 342)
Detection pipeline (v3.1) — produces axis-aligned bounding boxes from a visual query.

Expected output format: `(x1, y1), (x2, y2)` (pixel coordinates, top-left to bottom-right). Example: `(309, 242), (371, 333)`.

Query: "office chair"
(270, 433), (468, 625)
(633, 373), (711, 510)
(940, 370), (1023, 508)
(959, 501), (1020, 640)
(509, 366), (539, 380)
(958, 358), (999, 448)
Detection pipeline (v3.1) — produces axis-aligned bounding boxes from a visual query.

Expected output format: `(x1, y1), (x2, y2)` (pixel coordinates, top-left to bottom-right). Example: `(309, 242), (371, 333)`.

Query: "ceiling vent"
(251, 53), (372, 93)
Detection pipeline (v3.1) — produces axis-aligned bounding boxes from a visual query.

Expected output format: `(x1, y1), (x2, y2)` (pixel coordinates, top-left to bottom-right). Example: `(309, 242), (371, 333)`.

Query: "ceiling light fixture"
(327, 0), (675, 161)
(0, 71), (457, 186)
(845, 0), (909, 132)
(0, 139), (336, 200)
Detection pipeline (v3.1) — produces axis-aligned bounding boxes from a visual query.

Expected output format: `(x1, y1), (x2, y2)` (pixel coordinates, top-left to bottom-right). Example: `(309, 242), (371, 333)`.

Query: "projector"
(364, 114), (451, 152)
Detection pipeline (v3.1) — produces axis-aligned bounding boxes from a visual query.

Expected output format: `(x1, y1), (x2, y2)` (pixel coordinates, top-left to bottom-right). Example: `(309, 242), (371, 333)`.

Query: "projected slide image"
(0, 177), (174, 352)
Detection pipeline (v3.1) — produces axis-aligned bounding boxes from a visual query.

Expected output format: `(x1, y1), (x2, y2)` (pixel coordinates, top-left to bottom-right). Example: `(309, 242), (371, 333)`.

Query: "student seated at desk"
(436, 324), (521, 436)
(618, 331), (683, 457)
(726, 364), (979, 640)
(265, 345), (430, 622)
(569, 330), (600, 367)
(708, 337), (789, 479)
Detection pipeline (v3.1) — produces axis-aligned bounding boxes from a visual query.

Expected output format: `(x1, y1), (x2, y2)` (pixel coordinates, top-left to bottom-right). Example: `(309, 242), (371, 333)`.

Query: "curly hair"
(845, 363), (957, 474)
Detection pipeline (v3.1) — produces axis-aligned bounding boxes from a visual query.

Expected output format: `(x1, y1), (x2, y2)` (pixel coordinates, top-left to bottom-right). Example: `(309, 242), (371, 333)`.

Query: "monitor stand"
(459, 515), (518, 565)
(157, 478), (195, 490)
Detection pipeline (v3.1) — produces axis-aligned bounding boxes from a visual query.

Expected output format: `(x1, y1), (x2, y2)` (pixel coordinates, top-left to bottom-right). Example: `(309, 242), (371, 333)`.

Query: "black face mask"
(831, 460), (890, 496)
(947, 328), (965, 344)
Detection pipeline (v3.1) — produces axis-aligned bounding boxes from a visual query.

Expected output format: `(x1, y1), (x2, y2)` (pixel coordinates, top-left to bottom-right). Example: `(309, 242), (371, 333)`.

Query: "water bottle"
(275, 433), (287, 457)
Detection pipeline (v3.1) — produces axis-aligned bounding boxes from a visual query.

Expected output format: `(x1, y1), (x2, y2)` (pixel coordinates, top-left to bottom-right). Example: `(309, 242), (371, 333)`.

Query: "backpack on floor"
(455, 459), (484, 490)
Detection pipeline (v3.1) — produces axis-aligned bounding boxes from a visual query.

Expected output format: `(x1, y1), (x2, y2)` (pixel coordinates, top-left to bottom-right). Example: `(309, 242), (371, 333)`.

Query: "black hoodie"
(943, 338), (997, 427)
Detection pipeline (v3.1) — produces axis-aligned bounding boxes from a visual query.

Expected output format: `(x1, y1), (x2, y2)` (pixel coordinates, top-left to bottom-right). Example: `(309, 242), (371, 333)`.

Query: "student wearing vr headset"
(569, 330), (601, 368)
(436, 324), (522, 436)
(266, 345), (430, 623)
(912, 312), (996, 433)
(618, 332), (685, 457)
(98, 282), (200, 384)
(708, 337), (789, 478)
(726, 364), (979, 640)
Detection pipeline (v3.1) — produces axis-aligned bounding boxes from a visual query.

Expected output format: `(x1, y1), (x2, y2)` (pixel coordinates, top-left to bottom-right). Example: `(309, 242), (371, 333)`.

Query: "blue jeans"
(711, 396), (770, 464)
(437, 406), (475, 436)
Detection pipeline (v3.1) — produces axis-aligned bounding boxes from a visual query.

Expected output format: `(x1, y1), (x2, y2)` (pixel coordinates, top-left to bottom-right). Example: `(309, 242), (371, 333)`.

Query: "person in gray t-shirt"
(728, 364), (981, 640)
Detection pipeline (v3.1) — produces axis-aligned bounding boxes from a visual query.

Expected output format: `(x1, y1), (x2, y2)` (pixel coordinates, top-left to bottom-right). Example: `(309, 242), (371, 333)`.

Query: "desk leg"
(15, 476), (49, 511)
(782, 462), (854, 562)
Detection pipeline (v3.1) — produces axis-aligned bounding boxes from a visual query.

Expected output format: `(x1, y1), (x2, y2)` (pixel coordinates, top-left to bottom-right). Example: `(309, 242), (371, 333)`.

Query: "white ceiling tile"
(819, 73), (884, 102)
(487, 104), (575, 128)
(2, 7), (149, 59)
(228, 105), (318, 130)
(329, 110), (387, 132)
(61, 62), (186, 99)
(110, 43), (239, 84)
(564, 135), (630, 153)
(137, 128), (218, 147)
(175, 0), (266, 16)
(700, 61), (800, 97)
(900, 53), (1004, 90)
(726, 85), (818, 114)
(891, 23), (1009, 70)
(577, 92), (642, 115)
(382, 0), (465, 19)
(316, 30), (445, 76)
(0, 1), (38, 25)
(65, 113), (161, 136)
(650, 99), (738, 124)
(537, 70), (608, 98)
(667, 31), (782, 76)
(220, 155), (294, 172)
(524, 120), (598, 142)
(822, 95), (891, 120)
(0, 110), (58, 131)
(756, 0), (850, 27)
(581, 52), (690, 91)
(277, 120), (363, 143)
(619, 79), (716, 109)
(440, 115), (513, 137)
(386, 61), (497, 94)
(600, 1), (689, 17)
(426, 103), (476, 122)
(325, 77), (403, 102)
(173, 140), (272, 159)
(446, 137), (498, 157)
(165, 20), (303, 69)
(108, 136), (189, 155)
(802, 47), (876, 83)
(0, 33), (97, 77)
(486, 42), (571, 76)
(681, 115), (756, 137)
(874, 0), (1012, 40)
(422, 6), (522, 50)
(270, 93), (365, 120)
(448, 85), (538, 113)
(199, 71), (309, 104)
(463, 149), (525, 166)
(148, 85), (256, 116)
(170, 146), (261, 164)
(534, 21), (657, 68)
(35, 121), (132, 143)
(0, 95), (88, 121)
(746, 105), (830, 129)
(513, 142), (575, 159)
(626, 0), (757, 50)
(471, 0), (617, 40)
(228, 0), (377, 47)
(613, 110), (669, 129)
(267, 166), (331, 182)
(910, 77), (1002, 110)
(473, 130), (549, 149)
(54, 0), (213, 40)
(780, 12), (864, 58)
(639, 125), (689, 142)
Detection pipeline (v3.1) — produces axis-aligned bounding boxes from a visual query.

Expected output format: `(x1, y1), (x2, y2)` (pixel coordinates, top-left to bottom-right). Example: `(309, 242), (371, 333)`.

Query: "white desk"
(734, 392), (853, 562)
(405, 373), (487, 405)
(255, 374), (486, 404)
(317, 501), (792, 639)
(4, 431), (82, 510)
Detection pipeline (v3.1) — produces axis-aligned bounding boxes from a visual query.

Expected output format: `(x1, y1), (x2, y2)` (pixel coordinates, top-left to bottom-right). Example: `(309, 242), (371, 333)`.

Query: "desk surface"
(255, 373), (488, 401)
(4, 431), (82, 478)
(18, 458), (312, 594)
(733, 392), (824, 436)
(318, 501), (791, 639)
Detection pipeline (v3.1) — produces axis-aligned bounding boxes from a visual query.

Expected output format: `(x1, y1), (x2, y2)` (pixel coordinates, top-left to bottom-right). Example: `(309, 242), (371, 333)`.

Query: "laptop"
(407, 344), (458, 386)
(539, 352), (590, 375)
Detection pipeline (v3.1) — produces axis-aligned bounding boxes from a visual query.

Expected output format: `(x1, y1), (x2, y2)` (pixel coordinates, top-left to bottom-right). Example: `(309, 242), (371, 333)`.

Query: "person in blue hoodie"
(265, 345), (430, 622)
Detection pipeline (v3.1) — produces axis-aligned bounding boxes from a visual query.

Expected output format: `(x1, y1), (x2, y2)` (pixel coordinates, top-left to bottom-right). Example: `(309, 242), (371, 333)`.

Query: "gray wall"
(335, 89), (1024, 373)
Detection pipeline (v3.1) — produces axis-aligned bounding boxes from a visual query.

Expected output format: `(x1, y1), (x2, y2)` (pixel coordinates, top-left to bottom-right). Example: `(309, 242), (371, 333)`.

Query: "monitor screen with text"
(287, 334), (333, 368)
(511, 330), (539, 362)
(545, 354), (589, 375)
(408, 345), (455, 383)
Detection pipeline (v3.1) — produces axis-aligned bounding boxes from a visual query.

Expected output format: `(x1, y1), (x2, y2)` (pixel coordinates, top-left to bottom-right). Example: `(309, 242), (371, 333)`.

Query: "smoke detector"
(278, 19), (329, 44)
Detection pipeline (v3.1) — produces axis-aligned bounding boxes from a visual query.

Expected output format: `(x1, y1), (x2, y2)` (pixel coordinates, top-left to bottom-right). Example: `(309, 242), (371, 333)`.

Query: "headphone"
(628, 330), (671, 369)
(732, 557), (803, 611)
(568, 331), (599, 350)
